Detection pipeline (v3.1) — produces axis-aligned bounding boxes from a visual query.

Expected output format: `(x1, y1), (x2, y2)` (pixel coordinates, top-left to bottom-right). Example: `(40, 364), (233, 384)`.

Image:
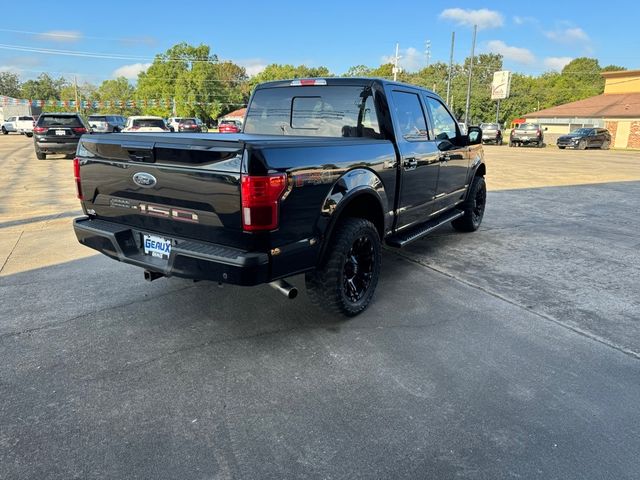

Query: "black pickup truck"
(73, 78), (486, 316)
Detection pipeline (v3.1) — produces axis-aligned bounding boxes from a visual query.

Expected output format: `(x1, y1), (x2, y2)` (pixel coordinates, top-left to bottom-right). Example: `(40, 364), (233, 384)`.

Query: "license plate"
(55, 130), (66, 136)
(143, 234), (172, 258)
(521, 136), (530, 140)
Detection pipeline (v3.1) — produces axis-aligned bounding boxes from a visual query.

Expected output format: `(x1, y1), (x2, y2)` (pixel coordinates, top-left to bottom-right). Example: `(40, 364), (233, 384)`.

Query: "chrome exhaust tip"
(269, 279), (298, 299)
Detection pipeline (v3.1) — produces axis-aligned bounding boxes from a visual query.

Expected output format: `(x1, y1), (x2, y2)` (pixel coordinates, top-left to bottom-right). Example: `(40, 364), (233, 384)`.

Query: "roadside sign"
(491, 71), (512, 100)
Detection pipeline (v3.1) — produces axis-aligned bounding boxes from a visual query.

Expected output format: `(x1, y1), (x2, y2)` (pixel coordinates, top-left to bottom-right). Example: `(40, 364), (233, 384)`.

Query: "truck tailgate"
(77, 134), (244, 247)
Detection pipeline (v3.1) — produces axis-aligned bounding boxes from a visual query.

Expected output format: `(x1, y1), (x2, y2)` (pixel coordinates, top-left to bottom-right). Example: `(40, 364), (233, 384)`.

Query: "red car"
(218, 120), (241, 133)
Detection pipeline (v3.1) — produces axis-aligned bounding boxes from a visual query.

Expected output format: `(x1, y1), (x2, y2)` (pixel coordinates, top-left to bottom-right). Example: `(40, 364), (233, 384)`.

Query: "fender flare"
(314, 168), (389, 264)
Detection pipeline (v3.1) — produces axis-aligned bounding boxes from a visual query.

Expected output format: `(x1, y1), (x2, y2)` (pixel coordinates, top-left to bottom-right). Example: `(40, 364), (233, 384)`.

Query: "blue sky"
(1, 0), (638, 84)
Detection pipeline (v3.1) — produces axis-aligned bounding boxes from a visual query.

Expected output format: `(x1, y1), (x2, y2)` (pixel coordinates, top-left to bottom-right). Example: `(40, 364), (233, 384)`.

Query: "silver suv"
(87, 115), (126, 133)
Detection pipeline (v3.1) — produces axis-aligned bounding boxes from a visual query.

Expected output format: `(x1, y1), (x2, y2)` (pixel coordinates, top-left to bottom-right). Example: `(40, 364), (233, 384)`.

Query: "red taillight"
(73, 157), (83, 200)
(72, 127), (87, 134)
(33, 126), (47, 134)
(536, 129), (541, 136)
(241, 174), (287, 231)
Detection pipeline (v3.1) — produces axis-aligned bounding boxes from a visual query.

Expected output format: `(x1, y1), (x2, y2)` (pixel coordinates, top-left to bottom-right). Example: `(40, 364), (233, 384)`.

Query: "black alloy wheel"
(452, 175), (486, 232)
(305, 217), (381, 317)
(342, 235), (375, 303)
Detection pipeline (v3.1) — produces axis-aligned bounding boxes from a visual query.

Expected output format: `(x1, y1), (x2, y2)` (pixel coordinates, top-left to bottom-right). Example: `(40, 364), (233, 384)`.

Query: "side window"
(390, 91), (428, 140)
(424, 96), (458, 141)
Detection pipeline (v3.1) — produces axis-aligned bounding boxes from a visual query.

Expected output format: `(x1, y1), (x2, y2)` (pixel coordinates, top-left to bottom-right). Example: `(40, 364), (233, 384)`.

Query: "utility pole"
(74, 76), (79, 113)
(425, 40), (431, 68)
(446, 32), (455, 107)
(464, 25), (477, 127)
(392, 43), (401, 81)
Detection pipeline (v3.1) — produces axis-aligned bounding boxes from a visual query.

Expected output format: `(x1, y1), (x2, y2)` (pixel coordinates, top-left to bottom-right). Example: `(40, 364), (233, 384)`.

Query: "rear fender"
(315, 168), (389, 264)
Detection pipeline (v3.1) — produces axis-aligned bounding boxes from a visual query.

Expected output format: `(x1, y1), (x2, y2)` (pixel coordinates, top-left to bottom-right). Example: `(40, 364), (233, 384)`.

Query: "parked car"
(33, 112), (88, 159)
(177, 118), (202, 133)
(2, 115), (35, 137)
(556, 128), (611, 150)
(218, 119), (241, 133)
(87, 115), (126, 133)
(73, 77), (486, 316)
(166, 117), (185, 132)
(196, 118), (208, 133)
(123, 116), (170, 132)
(480, 123), (502, 145)
(509, 122), (545, 147)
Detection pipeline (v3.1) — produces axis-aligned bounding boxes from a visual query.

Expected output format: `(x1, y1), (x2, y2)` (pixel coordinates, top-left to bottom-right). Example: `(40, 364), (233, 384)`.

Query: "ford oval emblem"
(132, 172), (157, 188)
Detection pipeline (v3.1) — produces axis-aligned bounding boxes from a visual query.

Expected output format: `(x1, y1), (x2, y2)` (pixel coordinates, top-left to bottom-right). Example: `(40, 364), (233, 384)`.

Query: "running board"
(386, 210), (464, 248)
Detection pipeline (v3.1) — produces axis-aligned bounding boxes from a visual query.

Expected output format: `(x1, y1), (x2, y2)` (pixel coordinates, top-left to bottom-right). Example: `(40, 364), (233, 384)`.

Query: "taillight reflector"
(33, 126), (47, 134)
(241, 174), (287, 231)
(73, 157), (83, 200)
(72, 127), (87, 134)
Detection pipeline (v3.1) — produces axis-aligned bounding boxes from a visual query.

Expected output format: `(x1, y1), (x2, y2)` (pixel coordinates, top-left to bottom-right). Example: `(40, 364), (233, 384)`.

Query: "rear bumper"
(35, 140), (79, 154)
(73, 217), (270, 286)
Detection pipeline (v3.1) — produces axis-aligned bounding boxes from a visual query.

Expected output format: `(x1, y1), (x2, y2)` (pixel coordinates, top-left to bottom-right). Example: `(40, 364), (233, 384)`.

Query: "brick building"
(523, 69), (640, 149)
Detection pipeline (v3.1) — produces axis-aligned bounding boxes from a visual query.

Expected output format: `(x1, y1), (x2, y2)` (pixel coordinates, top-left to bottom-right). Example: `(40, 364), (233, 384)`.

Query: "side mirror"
(467, 126), (482, 145)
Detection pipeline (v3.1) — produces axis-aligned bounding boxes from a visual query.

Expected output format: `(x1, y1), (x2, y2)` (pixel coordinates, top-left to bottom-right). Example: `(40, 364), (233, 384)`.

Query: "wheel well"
(336, 193), (384, 239)
(475, 163), (486, 177)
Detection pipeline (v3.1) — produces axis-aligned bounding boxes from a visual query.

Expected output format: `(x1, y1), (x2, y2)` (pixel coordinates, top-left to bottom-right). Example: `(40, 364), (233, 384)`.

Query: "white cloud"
(0, 65), (22, 74)
(440, 8), (504, 30)
(37, 30), (82, 43)
(544, 56), (573, 71)
(236, 59), (268, 77)
(486, 40), (535, 64)
(112, 63), (151, 80)
(545, 27), (589, 43)
(381, 47), (425, 72)
(513, 16), (538, 26)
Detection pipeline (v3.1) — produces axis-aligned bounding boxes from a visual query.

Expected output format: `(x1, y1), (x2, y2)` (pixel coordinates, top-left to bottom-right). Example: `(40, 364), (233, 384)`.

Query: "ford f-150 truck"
(73, 78), (486, 316)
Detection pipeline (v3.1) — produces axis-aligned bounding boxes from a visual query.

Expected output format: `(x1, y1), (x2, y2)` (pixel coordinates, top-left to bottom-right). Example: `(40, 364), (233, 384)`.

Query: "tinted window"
(89, 116), (107, 122)
(425, 96), (458, 141)
(19, 116), (32, 121)
(132, 119), (165, 128)
(38, 115), (82, 127)
(181, 119), (196, 126)
(390, 91), (428, 140)
(245, 85), (381, 138)
(520, 123), (539, 130)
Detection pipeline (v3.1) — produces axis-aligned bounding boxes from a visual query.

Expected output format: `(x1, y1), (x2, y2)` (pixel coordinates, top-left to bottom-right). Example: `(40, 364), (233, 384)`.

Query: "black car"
(33, 113), (88, 159)
(177, 118), (202, 133)
(556, 128), (611, 150)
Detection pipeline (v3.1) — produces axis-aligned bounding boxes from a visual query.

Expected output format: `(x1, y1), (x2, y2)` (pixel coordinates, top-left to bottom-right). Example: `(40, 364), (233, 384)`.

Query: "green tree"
(0, 72), (21, 98)
(96, 77), (137, 115)
(136, 42), (217, 117)
(20, 73), (68, 101)
(343, 65), (372, 77)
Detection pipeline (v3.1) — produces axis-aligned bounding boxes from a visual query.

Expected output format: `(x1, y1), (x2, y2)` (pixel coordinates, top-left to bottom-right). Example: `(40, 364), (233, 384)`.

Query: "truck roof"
(254, 77), (437, 96)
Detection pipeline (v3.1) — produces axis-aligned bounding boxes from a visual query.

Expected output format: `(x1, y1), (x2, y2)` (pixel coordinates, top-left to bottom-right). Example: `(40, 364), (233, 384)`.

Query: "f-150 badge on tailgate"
(132, 172), (157, 188)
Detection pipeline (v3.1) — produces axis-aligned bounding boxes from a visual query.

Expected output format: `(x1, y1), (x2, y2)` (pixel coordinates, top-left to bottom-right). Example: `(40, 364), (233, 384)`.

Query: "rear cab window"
(245, 85), (382, 138)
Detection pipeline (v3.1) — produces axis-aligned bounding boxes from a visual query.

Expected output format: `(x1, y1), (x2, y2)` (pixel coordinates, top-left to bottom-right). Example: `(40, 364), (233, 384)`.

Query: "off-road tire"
(36, 151), (46, 160)
(1, 127), (7, 135)
(452, 176), (486, 232)
(305, 218), (381, 317)
(25, 132), (33, 138)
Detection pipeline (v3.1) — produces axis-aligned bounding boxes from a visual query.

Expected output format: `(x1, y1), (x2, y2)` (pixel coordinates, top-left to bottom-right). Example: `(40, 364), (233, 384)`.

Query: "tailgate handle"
(123, 143), (155, 163)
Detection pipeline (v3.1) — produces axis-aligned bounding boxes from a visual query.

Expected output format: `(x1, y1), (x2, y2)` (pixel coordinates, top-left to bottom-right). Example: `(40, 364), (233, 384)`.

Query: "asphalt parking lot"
(1, 135), (639, 479)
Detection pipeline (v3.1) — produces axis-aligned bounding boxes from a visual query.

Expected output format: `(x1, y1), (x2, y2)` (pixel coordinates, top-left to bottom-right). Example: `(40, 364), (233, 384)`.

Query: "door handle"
(403, 157), (418, 170)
